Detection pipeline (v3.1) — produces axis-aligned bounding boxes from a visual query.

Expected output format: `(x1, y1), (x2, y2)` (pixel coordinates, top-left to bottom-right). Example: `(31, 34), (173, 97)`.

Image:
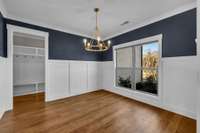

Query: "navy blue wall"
(5, 19), (102, 61)
(0, 12), (6, 57)
(102, 9), (197, 61)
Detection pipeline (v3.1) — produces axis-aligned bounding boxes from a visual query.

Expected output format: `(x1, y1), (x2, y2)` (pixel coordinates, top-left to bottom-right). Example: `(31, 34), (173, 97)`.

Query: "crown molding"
(6, 14), (95, 39)
(0, 0), (8, 16)
(103, 2), (197, 40)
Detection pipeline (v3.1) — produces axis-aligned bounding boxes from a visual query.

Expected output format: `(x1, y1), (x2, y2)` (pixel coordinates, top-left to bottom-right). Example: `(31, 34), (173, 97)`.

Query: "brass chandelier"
(83, 8), (111, 52)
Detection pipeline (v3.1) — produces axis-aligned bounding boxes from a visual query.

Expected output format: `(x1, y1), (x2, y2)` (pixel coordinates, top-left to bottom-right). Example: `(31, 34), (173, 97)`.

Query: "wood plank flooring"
(0, 90), (196, 133)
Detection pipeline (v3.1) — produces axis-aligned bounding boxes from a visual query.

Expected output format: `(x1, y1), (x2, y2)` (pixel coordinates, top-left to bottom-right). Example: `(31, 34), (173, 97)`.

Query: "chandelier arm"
(102, 41), (105, 48)
(92, 39), (95, 48)
(90, 39), (93, 48)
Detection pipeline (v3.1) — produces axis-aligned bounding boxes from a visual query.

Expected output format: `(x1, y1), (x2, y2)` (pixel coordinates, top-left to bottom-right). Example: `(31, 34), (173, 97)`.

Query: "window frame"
(113, 34), (163, 98)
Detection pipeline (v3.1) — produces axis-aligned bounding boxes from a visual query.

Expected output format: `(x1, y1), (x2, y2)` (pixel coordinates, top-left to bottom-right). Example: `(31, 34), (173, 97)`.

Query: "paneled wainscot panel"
(47, 60), (101, 101)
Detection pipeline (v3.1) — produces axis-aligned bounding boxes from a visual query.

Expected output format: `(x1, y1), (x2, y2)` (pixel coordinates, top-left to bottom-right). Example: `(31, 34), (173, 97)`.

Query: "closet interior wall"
(13, 32), (45, 96)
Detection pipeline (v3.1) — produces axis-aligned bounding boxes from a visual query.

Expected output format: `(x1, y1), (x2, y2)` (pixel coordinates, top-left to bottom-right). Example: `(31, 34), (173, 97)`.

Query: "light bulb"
(99, 43), (103, 48)
(83, 39), (87, 44)
(108, 40), (111, 45)
(97, 36), (101, 42)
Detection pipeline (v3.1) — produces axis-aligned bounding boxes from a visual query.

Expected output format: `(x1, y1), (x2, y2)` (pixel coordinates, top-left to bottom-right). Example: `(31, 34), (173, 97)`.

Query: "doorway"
(7, 25), (49, 110)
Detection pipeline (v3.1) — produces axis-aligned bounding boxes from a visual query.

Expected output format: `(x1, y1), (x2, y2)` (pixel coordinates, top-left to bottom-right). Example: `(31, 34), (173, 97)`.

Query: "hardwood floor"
(0, 90), (196, 133)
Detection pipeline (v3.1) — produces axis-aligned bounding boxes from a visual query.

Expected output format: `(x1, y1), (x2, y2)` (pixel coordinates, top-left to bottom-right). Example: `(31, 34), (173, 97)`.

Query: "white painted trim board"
(7, 24), (49, 111)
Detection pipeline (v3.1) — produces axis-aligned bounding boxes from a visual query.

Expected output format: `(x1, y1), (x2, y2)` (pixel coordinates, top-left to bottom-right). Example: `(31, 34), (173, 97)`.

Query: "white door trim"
(7, 24), (49, 110)
(196, 29), (200, 131)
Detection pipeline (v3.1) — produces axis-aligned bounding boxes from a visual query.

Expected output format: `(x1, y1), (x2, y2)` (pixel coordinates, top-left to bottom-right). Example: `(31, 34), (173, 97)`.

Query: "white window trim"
(113, 34), (163, 104)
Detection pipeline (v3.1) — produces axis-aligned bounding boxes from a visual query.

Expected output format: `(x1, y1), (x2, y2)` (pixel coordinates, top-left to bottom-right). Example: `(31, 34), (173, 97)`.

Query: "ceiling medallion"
(83, 8), (111, 52)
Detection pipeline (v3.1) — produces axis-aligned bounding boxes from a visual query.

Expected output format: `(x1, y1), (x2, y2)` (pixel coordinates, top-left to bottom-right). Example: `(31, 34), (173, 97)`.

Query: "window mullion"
(132, 46), (136, 90)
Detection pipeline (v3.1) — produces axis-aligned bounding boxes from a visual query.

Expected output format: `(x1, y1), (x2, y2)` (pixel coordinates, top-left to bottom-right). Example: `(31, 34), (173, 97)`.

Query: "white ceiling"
(3, 0), (196, 39)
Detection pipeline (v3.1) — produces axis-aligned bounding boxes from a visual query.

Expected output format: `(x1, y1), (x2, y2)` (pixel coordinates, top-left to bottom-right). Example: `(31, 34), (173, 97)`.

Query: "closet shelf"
(13, 45), (45, 57)
(13, 54), (44, 58)
(14, 81), (45, 86)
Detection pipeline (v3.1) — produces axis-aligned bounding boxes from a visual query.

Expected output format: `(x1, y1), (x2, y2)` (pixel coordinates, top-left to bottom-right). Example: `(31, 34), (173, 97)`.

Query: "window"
(136, 42), (159, 94)
(114, 35), (161, 95)
(116, 47), (133, 89)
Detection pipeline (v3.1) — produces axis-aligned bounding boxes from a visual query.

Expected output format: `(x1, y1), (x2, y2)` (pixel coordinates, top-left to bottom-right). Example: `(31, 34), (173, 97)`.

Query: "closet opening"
(12, 32), (46, 109)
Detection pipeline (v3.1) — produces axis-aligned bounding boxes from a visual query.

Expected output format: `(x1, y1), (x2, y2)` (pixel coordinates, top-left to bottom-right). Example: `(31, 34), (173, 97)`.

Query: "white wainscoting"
(46, 60), (70, 101)
(70, 61), (87, 96)
(162, 56), (198, 119)
(101, 56), (198, 119)
(46, 60), (101, 101)
(88, 62), (102, 91)
(0, 57), (198, 120)
(0, 57), (9, 119)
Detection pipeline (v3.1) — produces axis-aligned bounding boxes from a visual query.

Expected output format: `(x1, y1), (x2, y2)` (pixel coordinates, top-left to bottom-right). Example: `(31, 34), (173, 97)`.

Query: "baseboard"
(46, 93), (70, 102)
(69, 89), (101, 97)
(104, 88), (162, 108)
(103, 88), (196, 120)
(163, 104), (196, 120)
(0, 110), (5, 120)
(14, 90), (45, 97)
(46, 89), (100, 102)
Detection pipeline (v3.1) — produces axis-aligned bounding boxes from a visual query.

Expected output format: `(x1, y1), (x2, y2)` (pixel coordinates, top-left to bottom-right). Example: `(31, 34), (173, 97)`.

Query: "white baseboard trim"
(46, 93), (70, 102)
(14, 90), (45, 97)
(0, 111), (4, 120)
(163, 104), (196, 120)
(46, 89), (100, 102)
(70, 88), (100, 97)
(0, 106), (6, 120)
(103, 88), (196, 120)
(104, 88), (162, 107)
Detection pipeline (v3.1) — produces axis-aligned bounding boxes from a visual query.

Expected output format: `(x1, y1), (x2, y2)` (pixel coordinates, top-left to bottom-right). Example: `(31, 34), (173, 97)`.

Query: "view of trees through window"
(116, 41), (159, 95)
(142, 43), (159, 81)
